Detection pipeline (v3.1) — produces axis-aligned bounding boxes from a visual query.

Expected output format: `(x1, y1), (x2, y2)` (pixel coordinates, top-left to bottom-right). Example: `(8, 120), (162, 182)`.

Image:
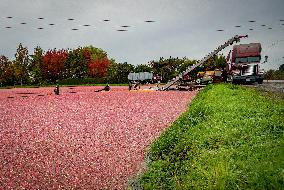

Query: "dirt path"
(258, 81), (284, 94)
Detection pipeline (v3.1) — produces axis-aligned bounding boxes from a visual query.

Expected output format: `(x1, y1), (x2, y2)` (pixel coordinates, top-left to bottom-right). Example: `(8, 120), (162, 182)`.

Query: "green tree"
(177, 58), (197, 73)
(150, 56), (185, 82)
(64, 48), (88, 79)
(264, 68), (284, 80)
(14, 43), (30, 85)
(274, 70), (284, 80)
(134, 64), (152, 73)
(264, 69), (275, 80)
(202, 54), (226, 70)
(83, 46), (108, 61)
(107, 61), (134, 83)
(106, 59), (119, 83)
(30, 46), (44, 84)
(279, 64), (284, 71)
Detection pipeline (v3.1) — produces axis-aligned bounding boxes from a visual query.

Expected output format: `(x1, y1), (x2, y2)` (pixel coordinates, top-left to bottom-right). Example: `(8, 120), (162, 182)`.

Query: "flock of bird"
(1, 16), (156, 31)
(216, 19), (284, 32)
(1, 16), (283, 63)
(2, 16), (284, 33)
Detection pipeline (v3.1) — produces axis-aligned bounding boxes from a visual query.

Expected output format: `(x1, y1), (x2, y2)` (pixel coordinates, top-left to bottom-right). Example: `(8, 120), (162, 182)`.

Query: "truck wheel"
(196, 79), (201, 84)
(227, 75), (233, 82)
(258, 79), (263, 84)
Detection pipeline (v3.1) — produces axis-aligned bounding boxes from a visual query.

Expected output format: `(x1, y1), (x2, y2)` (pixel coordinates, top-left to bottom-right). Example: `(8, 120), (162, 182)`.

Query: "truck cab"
(228, 43), (264, 84)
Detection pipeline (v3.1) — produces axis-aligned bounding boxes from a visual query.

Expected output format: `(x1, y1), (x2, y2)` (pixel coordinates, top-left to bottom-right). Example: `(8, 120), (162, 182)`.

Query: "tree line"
(0, 44), (113, 86)
(264, 64), (284, 80)
(0, 43), (227, 86)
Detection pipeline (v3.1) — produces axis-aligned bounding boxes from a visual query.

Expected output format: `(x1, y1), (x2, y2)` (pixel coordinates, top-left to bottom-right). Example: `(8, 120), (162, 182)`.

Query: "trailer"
(128, 72), (153, 82)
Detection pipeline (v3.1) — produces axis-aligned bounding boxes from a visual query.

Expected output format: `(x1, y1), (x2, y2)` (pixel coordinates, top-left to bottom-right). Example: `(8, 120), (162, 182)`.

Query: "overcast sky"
(1, 0), (284, 70)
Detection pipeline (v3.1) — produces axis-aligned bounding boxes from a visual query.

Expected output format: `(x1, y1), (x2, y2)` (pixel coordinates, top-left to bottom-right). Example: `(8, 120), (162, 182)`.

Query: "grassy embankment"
(137, 84), (284, 189)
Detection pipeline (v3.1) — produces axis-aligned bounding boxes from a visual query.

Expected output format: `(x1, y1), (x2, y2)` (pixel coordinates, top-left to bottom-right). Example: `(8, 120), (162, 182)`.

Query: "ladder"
(160, 35), (248, 90)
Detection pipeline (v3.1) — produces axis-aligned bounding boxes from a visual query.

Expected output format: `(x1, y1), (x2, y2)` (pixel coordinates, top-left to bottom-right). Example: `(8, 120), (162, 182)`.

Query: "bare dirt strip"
(0, 86), (197, 189)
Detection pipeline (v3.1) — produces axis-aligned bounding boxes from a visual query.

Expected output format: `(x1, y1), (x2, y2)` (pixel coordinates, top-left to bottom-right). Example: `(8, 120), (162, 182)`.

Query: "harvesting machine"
(128, 35), (267, 91)
(158, 35), (249, 90)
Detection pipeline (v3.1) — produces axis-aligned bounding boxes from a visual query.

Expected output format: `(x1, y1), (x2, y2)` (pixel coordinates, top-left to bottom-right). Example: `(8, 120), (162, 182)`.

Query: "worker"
(129, 82), (132, 91)
(133, 83), (139, 90)
(95, 84), (110, 92)
(104, 84), (110, 91)
(222, 70), (228, 82)
(54, 85), (59, 95)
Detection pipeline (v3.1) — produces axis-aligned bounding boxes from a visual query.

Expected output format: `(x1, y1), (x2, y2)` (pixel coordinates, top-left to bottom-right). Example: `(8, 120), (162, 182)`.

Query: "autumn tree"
(42, 49), (68, 82)
(0, 56), (14, 86)
(0, 56), (9, 81)
(88, 58), (109, 78)
(83, 46), (110, 79)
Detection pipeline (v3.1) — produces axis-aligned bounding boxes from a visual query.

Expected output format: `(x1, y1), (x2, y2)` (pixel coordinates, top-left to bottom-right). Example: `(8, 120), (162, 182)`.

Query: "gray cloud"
(1, 0), (284, 70)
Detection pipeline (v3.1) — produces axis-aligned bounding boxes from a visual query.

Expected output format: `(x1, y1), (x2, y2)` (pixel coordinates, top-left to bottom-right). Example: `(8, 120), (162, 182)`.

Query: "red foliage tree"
(43, 49), (68, 82)
(82, 49), (110, 78)
(88, 58), (110, 78)
(83, 49), (91, 62)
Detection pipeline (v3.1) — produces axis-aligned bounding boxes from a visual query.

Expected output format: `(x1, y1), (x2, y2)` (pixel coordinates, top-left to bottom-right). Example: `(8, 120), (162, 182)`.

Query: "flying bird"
(268, 27), (272, 29)
(249, 20), (256, 22)
(68, 18), (74, 21)
(235, 25), (241, 27)
(71, 28), (79, 30)
(117, 29), (127, 31)
(103, 19), (110, 21)
(249, 28), (254, 30)
(83, 24), (90, 26)
(20, 22), (27, 25)
(49, 23), (55, 25)
(37, 27), (44, 29)
(6, 16), (13, 19)
(5, 26), (12, 28)
(280, 19), (284, 21)
(38, 17), (44, 20)
(121, 25), (130, 28)
(261, 24), (266, 26)
(145, 20), (155, 23)
(217, 29), (224, 31)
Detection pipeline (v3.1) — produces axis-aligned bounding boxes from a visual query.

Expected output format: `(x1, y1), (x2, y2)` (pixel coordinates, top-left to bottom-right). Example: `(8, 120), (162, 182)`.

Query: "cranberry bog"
(0, 86), (197, 189)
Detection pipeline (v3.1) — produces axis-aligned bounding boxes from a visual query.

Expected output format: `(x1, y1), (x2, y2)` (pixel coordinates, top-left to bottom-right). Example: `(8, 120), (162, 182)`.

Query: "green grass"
(137, 84), (284, 189)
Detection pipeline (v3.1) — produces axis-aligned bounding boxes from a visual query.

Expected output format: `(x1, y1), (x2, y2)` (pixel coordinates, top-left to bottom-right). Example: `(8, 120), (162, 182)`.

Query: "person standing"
(54, 85), (60, 95)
